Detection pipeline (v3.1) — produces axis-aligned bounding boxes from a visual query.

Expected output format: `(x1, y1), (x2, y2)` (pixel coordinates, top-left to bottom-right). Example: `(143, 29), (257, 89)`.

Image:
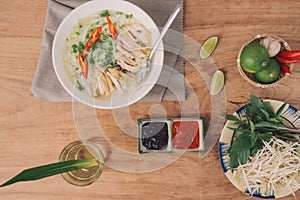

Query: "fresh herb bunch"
(223, 94), (299, 169)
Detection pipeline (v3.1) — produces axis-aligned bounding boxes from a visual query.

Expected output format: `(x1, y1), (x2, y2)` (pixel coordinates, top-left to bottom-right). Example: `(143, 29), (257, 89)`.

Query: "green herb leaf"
(238, 149), (250, 165)
(231, 134), (252, 151)
(275, 133), (299, 141)
(250, 94), (262, 108)
(260, 108), (270, 120)
(267, 117), (283, 123)
(221, 114), (241, 122)
(250, 140), (263, 156)
(0, 159), (99, 187)
(250, 132), (258, 146)
(262, 101), (276, 117)
(229, 151), (239, 168)
(255, 121), (288, 131)
(250, 120), (255, 135)
(258, 132), (272, 141)
(229, 149), (250, 168)
(228, 127), (251, 134)
(234, 121), (247, 126)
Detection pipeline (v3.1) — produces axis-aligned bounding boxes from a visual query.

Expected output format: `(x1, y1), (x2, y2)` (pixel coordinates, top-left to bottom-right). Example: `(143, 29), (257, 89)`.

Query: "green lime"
(254, 59), (280, 84)
(210, 70), (224, 96)
(240, 43), (270, 73)
(200, 36), (218, 59)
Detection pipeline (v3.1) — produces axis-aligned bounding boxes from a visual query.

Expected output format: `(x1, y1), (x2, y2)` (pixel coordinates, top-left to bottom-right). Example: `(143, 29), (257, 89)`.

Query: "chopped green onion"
(100, 10), (110, 17)
(76, 80), (85, 91)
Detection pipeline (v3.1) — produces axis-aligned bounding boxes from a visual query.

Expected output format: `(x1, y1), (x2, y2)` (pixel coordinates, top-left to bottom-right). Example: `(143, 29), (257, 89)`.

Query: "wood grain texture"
(0, 0), (299, 199)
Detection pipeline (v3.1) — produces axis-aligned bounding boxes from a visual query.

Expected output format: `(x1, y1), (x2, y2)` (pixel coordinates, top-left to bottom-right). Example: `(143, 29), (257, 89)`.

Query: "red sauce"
(172, 121), (200, 150)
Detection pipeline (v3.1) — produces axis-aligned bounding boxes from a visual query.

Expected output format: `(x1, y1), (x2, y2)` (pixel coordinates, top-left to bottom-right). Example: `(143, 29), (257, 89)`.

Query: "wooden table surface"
(1, 0), (299, 199)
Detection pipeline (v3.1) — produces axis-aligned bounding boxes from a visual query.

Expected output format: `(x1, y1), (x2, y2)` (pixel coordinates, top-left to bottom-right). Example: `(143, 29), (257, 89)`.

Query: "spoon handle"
(148, 3), (182, 60)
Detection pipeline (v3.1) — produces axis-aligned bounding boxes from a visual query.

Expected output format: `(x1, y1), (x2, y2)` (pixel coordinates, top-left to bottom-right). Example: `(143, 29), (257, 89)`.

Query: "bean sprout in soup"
(63, 10), (152, 97)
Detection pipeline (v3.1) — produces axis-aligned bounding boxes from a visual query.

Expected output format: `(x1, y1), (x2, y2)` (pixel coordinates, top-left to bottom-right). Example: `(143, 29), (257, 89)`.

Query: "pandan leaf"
(0, 159), (99, 187)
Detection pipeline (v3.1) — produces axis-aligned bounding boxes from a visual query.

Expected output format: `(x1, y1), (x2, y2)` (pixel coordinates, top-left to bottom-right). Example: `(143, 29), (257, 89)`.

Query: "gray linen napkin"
(31, 0), (185, 102)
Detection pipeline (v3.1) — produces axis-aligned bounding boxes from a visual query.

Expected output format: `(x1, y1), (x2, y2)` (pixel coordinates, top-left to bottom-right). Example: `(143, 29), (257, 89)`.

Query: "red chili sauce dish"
(172, 120), (201, 150)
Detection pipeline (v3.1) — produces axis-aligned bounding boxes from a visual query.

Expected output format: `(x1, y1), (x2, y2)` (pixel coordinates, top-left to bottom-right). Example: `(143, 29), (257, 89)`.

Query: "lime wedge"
(210, 70), (224, 96)
(200, 36), (218, 59)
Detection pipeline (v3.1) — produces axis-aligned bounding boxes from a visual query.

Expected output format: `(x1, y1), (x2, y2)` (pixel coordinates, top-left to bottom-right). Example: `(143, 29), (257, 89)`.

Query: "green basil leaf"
(245, 104), (254, 117)
(229, 149), (250, 168)
(250, 132), (258, 146)
(231, 134), (252, 151)
(260, 108), (270, 120)
(220, 114), (241, 122)
(253, 115), (263, 123)
(267, 117), (283, 123)
(234, 121), (247, 126)
(262, 101), (276, 117)
(228, 127), (251, 134)
(250, 120), (255, 135)
(250, 140), (263, 156)
(250, 94), (262, 108)
(255, 121), (288, 130)
(259, 132), (272, 141)
(238, 149), (250, 165)
(275, 133), (299, 141)
(229, 151), (239, 168)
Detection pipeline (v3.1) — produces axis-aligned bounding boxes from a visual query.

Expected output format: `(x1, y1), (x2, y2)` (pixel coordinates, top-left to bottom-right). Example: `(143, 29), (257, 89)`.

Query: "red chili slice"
(78, 53), (88, 79)
(106, 16), (118, 40)
(84, 27), (102, 51)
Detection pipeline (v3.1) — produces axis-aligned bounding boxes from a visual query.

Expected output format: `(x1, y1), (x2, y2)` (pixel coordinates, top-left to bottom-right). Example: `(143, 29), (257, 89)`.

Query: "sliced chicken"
(115, 22), (152, 73)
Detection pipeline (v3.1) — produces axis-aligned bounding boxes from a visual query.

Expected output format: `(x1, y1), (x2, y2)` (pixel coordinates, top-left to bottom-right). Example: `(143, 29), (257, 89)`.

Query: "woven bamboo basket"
(237, 34), (293, 88)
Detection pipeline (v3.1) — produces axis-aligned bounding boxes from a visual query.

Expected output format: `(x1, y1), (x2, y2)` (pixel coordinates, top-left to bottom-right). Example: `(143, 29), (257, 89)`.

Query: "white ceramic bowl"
(52, 0), (164, 109)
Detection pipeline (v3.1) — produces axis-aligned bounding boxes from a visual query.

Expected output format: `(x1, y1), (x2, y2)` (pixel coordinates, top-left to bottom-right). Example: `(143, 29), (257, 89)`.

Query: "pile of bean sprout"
(232, 137), (300, 197)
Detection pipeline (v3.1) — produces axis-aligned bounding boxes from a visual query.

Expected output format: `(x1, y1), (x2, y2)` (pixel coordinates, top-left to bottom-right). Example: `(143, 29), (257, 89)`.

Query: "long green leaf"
(262, 101), (276, 117)
(220, 114), (242, 122)
(0, 159), (99, 187)
(249, 120), (255, 135)
(228, 127), (251, 134)
(255, 121), (288, 130)
(250, 94), (262, 108)
(260, 108), (270, 120)
(275, 133), (299, 141)
(267, 117), (283, 123)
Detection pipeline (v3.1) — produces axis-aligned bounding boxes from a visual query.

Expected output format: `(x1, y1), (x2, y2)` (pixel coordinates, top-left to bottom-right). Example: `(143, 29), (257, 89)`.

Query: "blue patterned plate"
(219, 100), (300, 198)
